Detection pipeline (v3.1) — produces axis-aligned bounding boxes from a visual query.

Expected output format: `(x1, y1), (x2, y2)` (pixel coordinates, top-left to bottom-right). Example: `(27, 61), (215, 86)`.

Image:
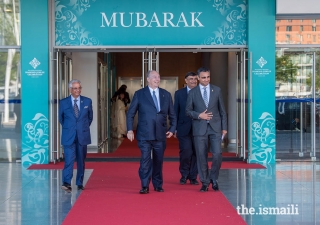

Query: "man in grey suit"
(186, 67), (227, 192)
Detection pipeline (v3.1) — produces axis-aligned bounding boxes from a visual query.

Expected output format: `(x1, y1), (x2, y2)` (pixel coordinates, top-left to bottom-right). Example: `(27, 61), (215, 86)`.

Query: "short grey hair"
(69, 79), (81, 88)
(146, 70), (159, 78)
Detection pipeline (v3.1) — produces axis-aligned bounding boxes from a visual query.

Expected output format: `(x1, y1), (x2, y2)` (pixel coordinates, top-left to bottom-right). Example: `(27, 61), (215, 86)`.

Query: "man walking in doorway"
(126, 70), (176, 194)
(186, 67), (227, 192)
(59, 79), (93, 192)
(174, 71), (199, 185)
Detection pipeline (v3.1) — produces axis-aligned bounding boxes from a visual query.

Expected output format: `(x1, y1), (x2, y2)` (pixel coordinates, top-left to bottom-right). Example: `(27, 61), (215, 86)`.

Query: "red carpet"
(28, 161), (265, 170)
(53, 162), (247, 225)
(87, 138), (238, 158)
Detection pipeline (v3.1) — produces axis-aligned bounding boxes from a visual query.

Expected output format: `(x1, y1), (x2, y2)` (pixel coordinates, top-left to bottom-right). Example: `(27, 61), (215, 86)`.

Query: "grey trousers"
(193, 124), (222, 186)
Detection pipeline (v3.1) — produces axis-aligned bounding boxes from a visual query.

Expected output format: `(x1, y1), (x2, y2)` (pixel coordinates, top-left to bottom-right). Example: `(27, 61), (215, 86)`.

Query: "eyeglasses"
(71, 87), (82, 90)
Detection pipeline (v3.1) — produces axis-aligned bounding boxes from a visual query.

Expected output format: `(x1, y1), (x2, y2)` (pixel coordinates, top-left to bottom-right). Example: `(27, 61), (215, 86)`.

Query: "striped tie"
(203, 87), (208, 108)
(74, 99), (79, 118)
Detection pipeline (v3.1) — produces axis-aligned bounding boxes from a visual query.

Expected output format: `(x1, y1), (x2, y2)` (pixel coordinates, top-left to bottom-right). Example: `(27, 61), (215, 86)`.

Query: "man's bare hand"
(199, 109), (213, 121)
(127, 131), (134, 142)
(166, 131), (173, 138)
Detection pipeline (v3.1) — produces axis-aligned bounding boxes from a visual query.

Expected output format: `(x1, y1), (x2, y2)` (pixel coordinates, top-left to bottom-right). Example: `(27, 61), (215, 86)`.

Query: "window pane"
(0, 49), (21, 162)
(276, 19), (320, 44)
(0, 1), (20, 46)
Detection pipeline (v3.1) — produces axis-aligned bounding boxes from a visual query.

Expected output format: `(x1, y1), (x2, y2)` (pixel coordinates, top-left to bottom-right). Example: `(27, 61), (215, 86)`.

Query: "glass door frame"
(237, 49), (249, 160)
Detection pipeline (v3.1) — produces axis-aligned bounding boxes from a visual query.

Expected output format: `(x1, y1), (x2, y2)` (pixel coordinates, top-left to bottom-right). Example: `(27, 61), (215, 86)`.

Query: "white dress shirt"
(148, 86), (160, 111)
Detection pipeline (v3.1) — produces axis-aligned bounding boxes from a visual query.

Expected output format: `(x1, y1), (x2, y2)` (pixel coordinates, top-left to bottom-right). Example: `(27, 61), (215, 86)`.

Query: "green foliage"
(275, 54), (299, 83)
(305, 52), (320, 92)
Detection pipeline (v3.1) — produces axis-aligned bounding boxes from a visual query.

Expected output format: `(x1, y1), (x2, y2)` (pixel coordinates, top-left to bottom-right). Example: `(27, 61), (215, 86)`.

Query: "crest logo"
(256, 57), (267, 68)
(29, 58), (41, 69)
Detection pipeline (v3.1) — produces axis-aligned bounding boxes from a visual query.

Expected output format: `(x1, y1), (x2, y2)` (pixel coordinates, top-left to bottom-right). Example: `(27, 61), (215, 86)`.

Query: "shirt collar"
(148, 86), (159, 92)
(199, 84), (208, 89)
(71, 95), (79, 101)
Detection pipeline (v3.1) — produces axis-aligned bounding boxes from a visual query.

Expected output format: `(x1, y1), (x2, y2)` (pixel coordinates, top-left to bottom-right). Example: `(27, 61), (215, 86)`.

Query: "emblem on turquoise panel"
(29, 58), (41, 69)
(250, 112), (276, 164)
(256, 57), (268, 68)
(22, 113), (49, 167)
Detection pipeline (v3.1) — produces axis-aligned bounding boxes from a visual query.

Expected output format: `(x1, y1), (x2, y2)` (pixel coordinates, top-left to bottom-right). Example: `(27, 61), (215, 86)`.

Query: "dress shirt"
(71, 96), (80, 112)
(199, 84), (210, 102)
(148, 86), (160, 111)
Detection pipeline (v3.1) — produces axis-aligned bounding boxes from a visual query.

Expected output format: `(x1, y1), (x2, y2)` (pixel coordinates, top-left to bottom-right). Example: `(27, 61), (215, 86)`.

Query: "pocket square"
(84, 106), (88, 108)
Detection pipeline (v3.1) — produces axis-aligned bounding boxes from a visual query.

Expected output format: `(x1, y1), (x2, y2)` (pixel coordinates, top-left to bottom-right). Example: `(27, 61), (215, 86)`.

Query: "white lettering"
(148, 12), (162, 27)
(191, 12), (204, 27)
(100, 12), (117, 27)
(163, 12), (176, 27)
(120, 12), (133, 27)
(136, 12), (147, 27)
(175, 12), (189, 27)
(100, 12), (204, 28)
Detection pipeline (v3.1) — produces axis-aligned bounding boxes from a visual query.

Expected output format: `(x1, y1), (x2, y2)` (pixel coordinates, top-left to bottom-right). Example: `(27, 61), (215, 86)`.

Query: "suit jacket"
(59, 95), (93, 146)
(174, 87), (192, 137)
(126, 86), (177, 141)
(186, 84), (227, 136)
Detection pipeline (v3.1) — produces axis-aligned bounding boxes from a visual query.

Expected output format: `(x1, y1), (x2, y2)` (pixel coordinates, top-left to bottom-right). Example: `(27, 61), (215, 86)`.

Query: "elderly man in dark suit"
(174, 72), (199, 185)
(126, 70), (176, 194)
(186, 67), (227, 192)
(59, 79), (93, 192)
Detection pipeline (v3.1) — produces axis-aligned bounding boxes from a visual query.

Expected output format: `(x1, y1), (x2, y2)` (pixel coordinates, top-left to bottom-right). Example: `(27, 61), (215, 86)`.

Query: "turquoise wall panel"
(21, 0), (49, 166)
(247, 0), (276, 164)
(55, 0), (247, 46)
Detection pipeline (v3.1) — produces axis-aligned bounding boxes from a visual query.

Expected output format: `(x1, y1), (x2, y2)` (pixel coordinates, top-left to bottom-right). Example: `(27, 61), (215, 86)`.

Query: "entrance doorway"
(49, 49), (248, 163)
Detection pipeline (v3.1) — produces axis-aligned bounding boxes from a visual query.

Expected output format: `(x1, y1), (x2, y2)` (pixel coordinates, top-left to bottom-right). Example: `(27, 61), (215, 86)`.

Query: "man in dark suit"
(126, 70), (177, 194)
(59, 79), (93, 192)
(174, 72), (199, 185)
(186, 67), (227, 192)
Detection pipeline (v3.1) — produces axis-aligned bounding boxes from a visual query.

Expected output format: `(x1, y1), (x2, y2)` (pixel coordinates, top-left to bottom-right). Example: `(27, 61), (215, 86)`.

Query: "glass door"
(237, 50), (249, 159)
(275, 48), (320, 160)
(50, 51), (72, 163)
(142, 52), (159, 87)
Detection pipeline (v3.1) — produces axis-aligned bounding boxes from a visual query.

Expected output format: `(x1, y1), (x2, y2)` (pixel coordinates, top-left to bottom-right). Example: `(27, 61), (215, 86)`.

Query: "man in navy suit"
(126, 70), (176, 194)
(59, 79), (93, 192)
(186, 67), (227, 192)
(174, 72), (199, 185)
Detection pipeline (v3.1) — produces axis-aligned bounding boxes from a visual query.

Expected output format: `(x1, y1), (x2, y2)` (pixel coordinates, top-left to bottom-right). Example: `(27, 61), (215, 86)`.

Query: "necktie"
(74, 99), (79, 118)
(203, 87), (208, 108)
(152, 91), (160, 112)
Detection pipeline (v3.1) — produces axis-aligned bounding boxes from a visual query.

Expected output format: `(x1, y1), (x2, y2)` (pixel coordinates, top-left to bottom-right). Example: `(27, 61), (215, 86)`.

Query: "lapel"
(143, 86), (157, 110)
(208, 85), (214, 107)
(68, 96), (76, 118)
(196, 85), (207, 108)
(78, 96), (83, 118)
(183, 87), (188, 98)
(158, 88), (165, 112)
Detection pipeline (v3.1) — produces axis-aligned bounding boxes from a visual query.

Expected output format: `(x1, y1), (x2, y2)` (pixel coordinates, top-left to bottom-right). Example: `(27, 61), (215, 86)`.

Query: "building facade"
(0, 0), (319, 166)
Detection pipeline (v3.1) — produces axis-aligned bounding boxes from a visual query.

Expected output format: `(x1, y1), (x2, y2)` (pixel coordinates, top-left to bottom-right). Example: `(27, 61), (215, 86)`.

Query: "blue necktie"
(74, 99), (79, 118)
(152, 91), (159, 112)
(203, 87), (208, 108)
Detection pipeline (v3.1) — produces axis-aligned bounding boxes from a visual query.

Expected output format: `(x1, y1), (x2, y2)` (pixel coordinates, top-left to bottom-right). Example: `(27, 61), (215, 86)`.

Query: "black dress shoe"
(200, 184), (208, 192)
(139, 187), (149, 194)
(179, 176), (187, 185)
(212, 181), (219, 191)
(77, 185), (85, 190)
(61, 183), (72, 192)
(189, 179), (199, 185)
(154, 187), (164, 192)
